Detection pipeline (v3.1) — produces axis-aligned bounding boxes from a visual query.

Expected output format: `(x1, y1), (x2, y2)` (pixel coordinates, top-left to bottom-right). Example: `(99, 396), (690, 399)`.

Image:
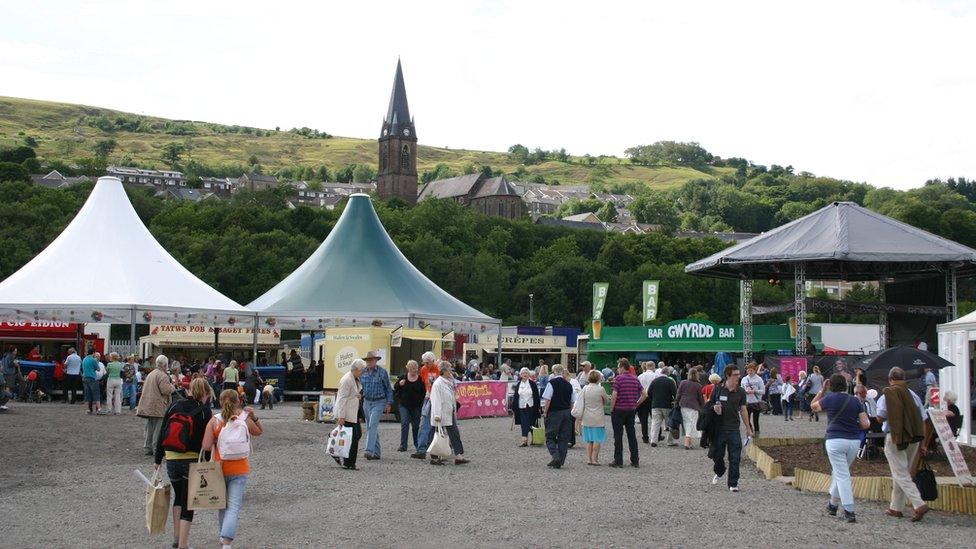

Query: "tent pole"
(794, 263), (807, 355)
(496, 322), (503, 370)
(878, 277), (888, 350)
(252, 315), (259, 366)
(130, 308), (137, 358)
(740, 280), (753, 362)
(214, 327), (220, 359)
(946, 267), (958, 322)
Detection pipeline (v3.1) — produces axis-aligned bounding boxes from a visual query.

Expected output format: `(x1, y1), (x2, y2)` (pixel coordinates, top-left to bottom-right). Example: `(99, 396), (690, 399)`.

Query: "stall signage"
(647, 320), (737, 341)
(480, 335), (566, 347)
(0, 321), (78, 335)
(148, 324), (280, 344)
(592, 282), (609, 320)
(642, 280), (659, 322)
(929, 409), (974, 486)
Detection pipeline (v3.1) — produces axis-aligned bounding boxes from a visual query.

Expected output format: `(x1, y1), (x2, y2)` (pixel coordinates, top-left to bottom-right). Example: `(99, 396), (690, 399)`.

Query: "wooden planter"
(745, 437), (823, 480)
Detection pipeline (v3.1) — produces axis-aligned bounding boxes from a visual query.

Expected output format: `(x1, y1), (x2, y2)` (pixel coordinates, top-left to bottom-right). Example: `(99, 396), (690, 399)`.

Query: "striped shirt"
(612, 373), (642, 411)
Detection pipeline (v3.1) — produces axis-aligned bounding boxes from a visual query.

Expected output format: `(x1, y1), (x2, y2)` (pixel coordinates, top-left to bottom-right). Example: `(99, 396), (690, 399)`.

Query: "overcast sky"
(1, 0), (973, 189)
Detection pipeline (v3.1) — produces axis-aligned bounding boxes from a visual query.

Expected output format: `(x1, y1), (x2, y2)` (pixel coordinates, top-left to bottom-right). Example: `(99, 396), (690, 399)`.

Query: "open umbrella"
(851, 346), (954, 392)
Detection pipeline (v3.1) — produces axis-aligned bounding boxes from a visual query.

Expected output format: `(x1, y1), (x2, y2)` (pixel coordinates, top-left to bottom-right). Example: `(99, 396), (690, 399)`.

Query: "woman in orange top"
(202, 389), (263, 549)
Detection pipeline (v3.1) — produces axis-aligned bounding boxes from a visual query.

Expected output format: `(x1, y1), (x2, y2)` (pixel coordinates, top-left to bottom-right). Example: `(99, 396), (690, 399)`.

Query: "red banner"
(0, 321), (79, 338)
(455, 381), (509, 419)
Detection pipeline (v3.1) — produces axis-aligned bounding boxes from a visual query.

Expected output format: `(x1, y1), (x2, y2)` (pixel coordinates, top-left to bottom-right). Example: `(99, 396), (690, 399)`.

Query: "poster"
(455, 381), (509, 419)
(592, 282), (609, 321)
(779, 357), (808, 382)
(642, 280), (659, 322)
(929, 409), (974, 486)
(317, 392), (336, 423)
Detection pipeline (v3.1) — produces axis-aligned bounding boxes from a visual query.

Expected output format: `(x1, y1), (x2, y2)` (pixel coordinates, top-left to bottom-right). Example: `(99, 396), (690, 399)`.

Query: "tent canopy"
(248, 194), (498, 330)
(685, 201), (976, 280)
(0, 176), (251, 325)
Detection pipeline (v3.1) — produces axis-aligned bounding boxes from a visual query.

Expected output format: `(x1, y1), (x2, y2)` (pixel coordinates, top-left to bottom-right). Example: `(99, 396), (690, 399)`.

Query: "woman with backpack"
(202, 389), (264, 549)
(154, 378), (214, 549)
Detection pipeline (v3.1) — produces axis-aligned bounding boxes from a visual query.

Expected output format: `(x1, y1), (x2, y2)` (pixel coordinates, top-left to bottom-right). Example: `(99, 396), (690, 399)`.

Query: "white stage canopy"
(938, 310), (976, 445)
(0, 176), (252, 327)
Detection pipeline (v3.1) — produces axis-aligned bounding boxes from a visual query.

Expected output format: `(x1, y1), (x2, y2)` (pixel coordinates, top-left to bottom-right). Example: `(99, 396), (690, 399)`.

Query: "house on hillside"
(155, 188), (215, 202)
(561, 212), (602, 224)
(238, 173), (279, 192)
(30, 170), (90, 188)
(199, 176), (235, 197)
(108, 166), (186, 187)
(418, 173), (525, 220)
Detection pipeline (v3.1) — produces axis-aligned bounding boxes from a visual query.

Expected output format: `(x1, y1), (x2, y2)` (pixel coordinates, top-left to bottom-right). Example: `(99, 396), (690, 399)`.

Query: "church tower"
(377, 59), (418, 205)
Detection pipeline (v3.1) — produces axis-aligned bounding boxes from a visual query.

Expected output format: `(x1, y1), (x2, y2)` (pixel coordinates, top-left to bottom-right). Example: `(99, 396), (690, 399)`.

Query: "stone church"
(375, 61), (524, 219)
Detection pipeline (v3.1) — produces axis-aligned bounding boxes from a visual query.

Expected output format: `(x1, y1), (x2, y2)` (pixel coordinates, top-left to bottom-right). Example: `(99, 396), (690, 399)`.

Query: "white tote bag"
(427, 426), (453, 458)
(326, 425), (353, 459)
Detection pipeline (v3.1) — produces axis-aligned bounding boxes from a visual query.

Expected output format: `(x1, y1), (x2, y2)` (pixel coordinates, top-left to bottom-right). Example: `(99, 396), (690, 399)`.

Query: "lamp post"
(529, 293), (535, 325)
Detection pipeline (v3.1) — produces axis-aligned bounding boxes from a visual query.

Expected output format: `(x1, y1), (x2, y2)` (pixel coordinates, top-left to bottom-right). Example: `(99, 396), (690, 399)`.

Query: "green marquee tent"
(247, 194), (500, 334)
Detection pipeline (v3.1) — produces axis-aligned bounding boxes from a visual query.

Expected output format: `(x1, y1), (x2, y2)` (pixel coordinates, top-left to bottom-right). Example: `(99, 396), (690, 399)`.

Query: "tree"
(596, 201), (618, 223)
(248, 154), (259, 166)
(0, 146), (36, 164)
(630, 194), (679, 232)
(0, 162), (29, 182)
(352, 164), (376, 183)
(316, 165), (330, 181)
(92, 138), (117, 160)
(507, 144), (529, 164)
(554, 198), (603, 218)
(480, 165), (494, 178)
(624, 141), (714, 169)
(23, 136), (38, 148)
(160, 143), (186, 167)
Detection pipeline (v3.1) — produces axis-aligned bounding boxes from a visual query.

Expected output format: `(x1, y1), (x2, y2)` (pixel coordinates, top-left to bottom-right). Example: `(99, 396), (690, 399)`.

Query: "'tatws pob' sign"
(647, 320), (737, 341)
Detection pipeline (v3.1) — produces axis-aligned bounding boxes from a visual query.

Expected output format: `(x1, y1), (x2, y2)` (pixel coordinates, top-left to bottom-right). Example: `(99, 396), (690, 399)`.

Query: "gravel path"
(0, 403), (973, 547)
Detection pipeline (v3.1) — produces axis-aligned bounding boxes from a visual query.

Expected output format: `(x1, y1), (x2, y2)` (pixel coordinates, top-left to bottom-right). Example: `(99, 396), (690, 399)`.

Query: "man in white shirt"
(62, 347), (83, 404)
(637, 362), (660, 443)
(876, 367), (929, 521)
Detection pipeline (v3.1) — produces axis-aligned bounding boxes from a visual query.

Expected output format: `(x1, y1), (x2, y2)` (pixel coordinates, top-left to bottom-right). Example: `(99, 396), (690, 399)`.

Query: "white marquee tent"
(938, 311), (976, 445)
(0, 176), (253, 351)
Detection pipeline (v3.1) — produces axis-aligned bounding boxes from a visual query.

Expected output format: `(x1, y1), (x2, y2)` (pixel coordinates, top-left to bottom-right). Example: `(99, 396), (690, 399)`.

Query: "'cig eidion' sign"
(647, 320), (737, 341)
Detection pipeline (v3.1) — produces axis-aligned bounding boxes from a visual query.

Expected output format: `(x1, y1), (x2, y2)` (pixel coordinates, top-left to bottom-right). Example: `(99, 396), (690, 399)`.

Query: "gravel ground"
(0, 403), (973, 548)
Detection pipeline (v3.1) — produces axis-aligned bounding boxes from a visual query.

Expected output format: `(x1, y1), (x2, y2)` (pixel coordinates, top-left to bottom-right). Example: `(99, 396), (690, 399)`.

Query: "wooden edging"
(743, 438), (976, 516)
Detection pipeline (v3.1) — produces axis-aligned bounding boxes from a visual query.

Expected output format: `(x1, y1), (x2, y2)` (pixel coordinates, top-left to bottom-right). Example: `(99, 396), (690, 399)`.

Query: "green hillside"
(0, 96), (728, 189)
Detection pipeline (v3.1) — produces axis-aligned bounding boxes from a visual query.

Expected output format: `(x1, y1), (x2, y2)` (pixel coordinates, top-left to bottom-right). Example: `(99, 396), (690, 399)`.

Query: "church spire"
(383, 59), (415, 137)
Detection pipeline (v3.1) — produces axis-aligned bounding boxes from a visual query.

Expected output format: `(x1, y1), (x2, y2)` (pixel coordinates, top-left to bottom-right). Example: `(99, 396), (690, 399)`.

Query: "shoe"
(711, 474), (721, 485)
(827, 503), (838, 516)
(885, 508), (904, 518)
(684, 445), (692, 450)
(0, 405), (8, 411)
(429, 458), (445, 466)
(650, 442), (657, 448)
(815, 415), (819, 422)
(454, 458), (469, 465)
(547, 459), (559, 468)
(343, 464), (360, 470)
(608, 462), (623, 468)
(364, 453), (379, 461)
(642, 438), (650, 444)
(911, 504), (929, 522)
(729, 486), (739, 492)
(410, 452), (426, 459)
(519, 442), (528, 447)
(397, 446), (407, 452)
(144, 449), (153, 456)
(631, 462), (639, 468)
(844, 510), (856, 523)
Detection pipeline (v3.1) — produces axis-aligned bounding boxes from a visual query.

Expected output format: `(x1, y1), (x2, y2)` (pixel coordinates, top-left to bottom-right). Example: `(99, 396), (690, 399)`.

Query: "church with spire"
(376, 59), (418, 205)
(375, 60), (524, 218)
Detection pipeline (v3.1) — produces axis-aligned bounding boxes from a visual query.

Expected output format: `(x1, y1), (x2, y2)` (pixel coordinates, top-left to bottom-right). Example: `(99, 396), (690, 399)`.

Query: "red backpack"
(160, 404), (202, 453)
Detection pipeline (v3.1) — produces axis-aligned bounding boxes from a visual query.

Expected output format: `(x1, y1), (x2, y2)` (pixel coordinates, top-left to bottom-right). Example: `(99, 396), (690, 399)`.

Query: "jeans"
(166, 459), (194, 522)
(63, 374), (82, 403)
(363, 399), (386, 457)
(783, 397), (793, 418)
(445, 419), (464, 456)
(545, 409), (573, 464)
(770, 395), (782, 415)
(82, 377), (100, 409)
(712, 429), (743, 487)
(417, 399), (433, 453)
(219, 474), (248, 541)
(650, 408), (674, 444)
(106, 378), (123, 414)
(399, 405), (421, 450)
(636, 399), (652, 441)
(611, 409), (639, 465)
(749, 406), (761, 434)
(826, 438), (860, 511)
(144, 416), (164, 451)
(123, 381), (138, 410)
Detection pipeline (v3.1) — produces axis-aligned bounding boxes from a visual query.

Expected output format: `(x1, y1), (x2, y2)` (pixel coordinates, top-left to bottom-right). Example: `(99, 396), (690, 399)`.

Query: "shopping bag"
(326, 425), (353, 459)
(913, 460), (939, 501)
(187, 452), (226, 510)
(668, 406), (683, 431)
(145, 469), (171, 534)
(428, 426), (453, 458)
(531, 418), (546, 446)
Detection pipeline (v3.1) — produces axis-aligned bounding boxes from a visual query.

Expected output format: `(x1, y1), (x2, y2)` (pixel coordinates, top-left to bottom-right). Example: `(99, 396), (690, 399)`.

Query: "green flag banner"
(592, 282), (609, 320)
(643, 280), (660, 322)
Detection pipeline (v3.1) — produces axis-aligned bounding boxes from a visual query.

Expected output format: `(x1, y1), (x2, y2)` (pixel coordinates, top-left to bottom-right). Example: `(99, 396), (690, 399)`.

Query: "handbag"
(428, 426), (453, 458)
(144, 469), (171, 534)
(326, 425), (353, 460)
(187, 451), (227, 510)
(913, 459), (939, 501)
(571, 389), (585, 419)
(531, 418), (546, 446)
(668, 405), (683, 431)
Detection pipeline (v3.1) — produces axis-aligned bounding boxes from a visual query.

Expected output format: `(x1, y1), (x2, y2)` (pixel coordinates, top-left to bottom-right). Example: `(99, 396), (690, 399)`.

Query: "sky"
(1, 0), (974, 190)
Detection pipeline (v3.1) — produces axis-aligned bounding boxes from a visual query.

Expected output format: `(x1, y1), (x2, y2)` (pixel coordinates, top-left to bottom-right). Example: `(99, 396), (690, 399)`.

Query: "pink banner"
(779, 357), (808, 382)
(455, 381), (509, 419)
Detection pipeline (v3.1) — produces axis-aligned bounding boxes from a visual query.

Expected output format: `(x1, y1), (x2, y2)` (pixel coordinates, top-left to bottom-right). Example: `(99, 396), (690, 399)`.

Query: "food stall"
(315, 326), (447, 389)
(139, 324), (280, 363)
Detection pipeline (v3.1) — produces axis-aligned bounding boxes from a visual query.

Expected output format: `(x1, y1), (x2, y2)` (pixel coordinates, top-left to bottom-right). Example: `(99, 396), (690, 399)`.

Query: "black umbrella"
(851, 346), (954, 392)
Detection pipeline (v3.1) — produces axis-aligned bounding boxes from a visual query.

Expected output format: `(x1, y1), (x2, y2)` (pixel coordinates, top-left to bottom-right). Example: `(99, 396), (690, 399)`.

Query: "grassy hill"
(0, 96), (729, 189)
